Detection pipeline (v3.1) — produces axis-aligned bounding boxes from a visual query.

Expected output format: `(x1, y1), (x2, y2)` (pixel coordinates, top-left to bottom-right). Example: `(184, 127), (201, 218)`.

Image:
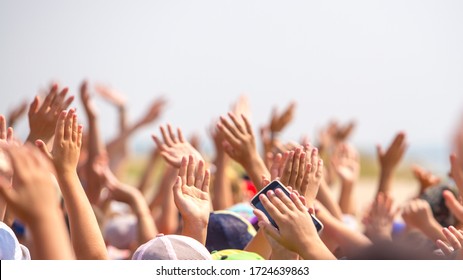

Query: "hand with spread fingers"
(26, 83), (74, 144)
(436, 226), (463, 260)
(173, 155), (211, 245)
(152, 124), (204, 168)
(363, 192), (398, 243)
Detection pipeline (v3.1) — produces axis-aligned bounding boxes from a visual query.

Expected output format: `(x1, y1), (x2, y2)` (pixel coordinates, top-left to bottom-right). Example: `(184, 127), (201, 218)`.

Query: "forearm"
(211, 153), (233, 210)
(58, 171), (108, 260)
(242, 154), (270, 191)
(377, 169), (394, 195)
(29, 211), (74, 260)
(137, 149), (160, 196)
(131, 195), (157, 245)
(317, 180), (344, 220)
(298, 237), (337, 260)
(244, 229), (272, 259)
(322, 217), (372, 257)
(338, 181), (356, 215)
(419, 221), (447, 243)
(181, 219), (208, 245)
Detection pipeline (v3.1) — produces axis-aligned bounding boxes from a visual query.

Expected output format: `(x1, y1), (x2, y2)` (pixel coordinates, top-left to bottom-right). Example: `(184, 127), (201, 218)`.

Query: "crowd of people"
(0, 81), (462, 260)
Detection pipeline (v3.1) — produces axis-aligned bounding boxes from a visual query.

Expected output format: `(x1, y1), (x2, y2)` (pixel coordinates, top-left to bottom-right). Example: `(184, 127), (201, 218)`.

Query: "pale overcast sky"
(1, 0), (463, 173)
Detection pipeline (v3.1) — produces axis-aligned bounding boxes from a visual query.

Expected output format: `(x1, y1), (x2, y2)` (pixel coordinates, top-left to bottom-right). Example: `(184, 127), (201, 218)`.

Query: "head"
(205, 210), (256, 252)
(132, 234), (212, 260)
(419, 184), (458, 227)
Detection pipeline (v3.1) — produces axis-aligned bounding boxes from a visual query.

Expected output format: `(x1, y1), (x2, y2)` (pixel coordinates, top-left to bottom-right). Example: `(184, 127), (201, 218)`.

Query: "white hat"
(0, 221), (31, 260)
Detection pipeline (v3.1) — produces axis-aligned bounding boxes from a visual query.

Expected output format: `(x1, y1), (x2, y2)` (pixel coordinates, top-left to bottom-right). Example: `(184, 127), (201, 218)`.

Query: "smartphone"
(250, 180), (323, 233)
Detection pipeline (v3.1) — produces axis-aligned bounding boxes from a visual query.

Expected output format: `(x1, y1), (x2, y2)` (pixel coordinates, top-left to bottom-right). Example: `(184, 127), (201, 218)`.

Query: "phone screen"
(251, 180), (323, 233)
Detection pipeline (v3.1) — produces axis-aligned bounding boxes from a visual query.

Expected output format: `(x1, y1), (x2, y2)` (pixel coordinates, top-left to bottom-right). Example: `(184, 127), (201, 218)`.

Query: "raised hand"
(402, 198), (446, 243)
(152, 124), (204, 168)
(331, 143), (360, 186)
(0, 144), (74, 259)
(173, 155), (211, 244)
(377, 131), (407, 174)
(253, 188), (335, 259)
(412, 164), (441, 195)
(270, 145), (323, 207)
(363, 193), (398, 243)
(35, 108), (82, 173)
(94, 83), (126, 108)
(376, 131), (408, 194)
(436, 226), (463, 260)
(135, 97), (167, 128)
(27, 83), (74, 144)
(269, 102), (296, 134)
(217, 112), (269, 189)
(6, 100), (28, 128)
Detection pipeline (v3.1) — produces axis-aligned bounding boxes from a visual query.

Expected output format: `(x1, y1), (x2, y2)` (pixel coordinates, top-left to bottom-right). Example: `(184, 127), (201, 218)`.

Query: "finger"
(270, 153), (283, 180)
(241, 114), (254, 136)
(376, 144), (384, 158)
(177, 127), (185, 142)
(436, 239), (453, 256)
(167, 124), (178, 143)
(253, 208), (270, 224)
(259, 192), (285, 222)
(71, 112), (78, 142)
(6, 127), (14, 142)
(61, 95), (75, 111)
(261, 176), (270, 189)
(295, 151), (306, 190)
(310, 148), (319, 170)
(28, 96), (40, 117)
(151, 135), (165, 150)
(194, 160), (205, 189)
(219, 115), (241, 140)
(290, 191), (307, 212)
(186, 155), (195, 186)
(160, 125), (174, 146)
(227, 112), (245, 134)
(442, 227), (461, 250)
(449, 226), (463, 245)
(289, 148), (302, 187)
(172, 176), (183, 201)
(274, 188), (296, 211)
(63, 109), (74, 140)
(51, 87), (68, 114)
(280, 151), (294, 185)
(77, 125), (83, 148)
(35, 140), (53, 161)
(39, 84), (58, 113)
(0, 115), (6, 140)
(202, 169), (210, 193)
(178, 156), (188, 183)
(55, 111), (67, 142)
(216, 122), (240, 147)
(443, 190), (463, 221)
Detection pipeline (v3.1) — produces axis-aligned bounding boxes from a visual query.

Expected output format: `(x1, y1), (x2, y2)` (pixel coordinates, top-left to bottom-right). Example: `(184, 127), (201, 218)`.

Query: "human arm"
(26, 83), (74, 145)
(331, 143), (360, 215)
(152, 124), (204, 168)
(401, 198), (447, 243)
(362, 192), (398, 243)
(173, 156), (211, 245)
(0, 115), (14, 221)
(376, 132), (407, 195)
(36, 109), (108, 260)
(254, 188), (336, 260)
(0, 144), (74, 259)
(217, 113), (270, 190)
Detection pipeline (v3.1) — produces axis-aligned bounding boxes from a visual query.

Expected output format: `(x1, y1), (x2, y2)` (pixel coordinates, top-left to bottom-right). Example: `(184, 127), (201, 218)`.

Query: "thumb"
(35, 140), (53, 161)
(260, 222), (282, 245)
(443, 190), (463, 222)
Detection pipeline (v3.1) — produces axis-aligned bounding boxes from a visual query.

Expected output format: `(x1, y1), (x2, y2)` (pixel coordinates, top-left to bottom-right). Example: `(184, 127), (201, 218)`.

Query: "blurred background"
(1, 0), (463, 184)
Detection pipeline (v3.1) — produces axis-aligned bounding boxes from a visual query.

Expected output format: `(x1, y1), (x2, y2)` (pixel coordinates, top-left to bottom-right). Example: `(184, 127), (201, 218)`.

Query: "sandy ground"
(329, 178), (418, 223)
